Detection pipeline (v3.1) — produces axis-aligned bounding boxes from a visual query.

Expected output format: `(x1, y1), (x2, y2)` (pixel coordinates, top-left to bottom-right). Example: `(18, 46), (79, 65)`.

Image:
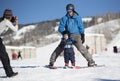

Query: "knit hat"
(3, 9), (13, 19)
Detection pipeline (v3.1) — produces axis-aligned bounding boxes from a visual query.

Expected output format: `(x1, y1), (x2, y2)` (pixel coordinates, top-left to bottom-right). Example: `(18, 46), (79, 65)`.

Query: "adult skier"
(48, 4), (96, 69)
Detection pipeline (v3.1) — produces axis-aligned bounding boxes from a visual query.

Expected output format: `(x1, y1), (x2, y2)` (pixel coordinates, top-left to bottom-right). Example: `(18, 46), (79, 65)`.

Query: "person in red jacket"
(12, 52), (17, 60)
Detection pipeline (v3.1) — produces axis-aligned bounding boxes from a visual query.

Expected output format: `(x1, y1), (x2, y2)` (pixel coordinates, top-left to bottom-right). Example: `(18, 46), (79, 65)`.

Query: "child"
(61, 31), (76, 68)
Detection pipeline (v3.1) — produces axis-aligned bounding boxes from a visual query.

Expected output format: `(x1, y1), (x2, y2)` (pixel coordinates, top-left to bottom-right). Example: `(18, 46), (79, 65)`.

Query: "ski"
(76, 64), (105, 69)
(63, 66), (81, 69)
(44, 65), (105, 69)
(63, 65), (105, 69)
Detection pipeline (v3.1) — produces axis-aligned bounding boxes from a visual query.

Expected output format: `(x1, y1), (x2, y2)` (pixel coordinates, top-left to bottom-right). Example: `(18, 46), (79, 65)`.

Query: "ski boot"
(88, 59), (97, 67)
(48, 63), (57, 69)
(70, 66), (75, 69)
(7, 72), (18, 77)
(63, 66), (69, 69)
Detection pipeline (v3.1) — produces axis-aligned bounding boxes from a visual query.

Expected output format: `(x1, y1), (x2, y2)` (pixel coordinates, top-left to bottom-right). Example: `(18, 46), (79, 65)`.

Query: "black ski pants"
(64, 48), (75, 64)
(0, 38), (14, 76)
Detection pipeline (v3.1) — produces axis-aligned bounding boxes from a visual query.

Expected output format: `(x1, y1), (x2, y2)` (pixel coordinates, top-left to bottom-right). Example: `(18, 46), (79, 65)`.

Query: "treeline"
(3, 12), (120, 46)
(83, 12), (120, 28)
(4, 19), (60, 46)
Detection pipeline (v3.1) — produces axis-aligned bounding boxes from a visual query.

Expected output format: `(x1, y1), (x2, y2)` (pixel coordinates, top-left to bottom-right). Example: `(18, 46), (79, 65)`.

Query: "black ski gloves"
(81, 34), (85, 44)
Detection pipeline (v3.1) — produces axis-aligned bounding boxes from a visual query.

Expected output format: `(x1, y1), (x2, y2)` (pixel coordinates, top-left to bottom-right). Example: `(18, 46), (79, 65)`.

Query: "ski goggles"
(67, 9), (73, 12)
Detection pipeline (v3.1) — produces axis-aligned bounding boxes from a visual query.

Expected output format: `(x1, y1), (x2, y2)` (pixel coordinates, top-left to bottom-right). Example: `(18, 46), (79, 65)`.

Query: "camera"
(11, 16), (17, 22)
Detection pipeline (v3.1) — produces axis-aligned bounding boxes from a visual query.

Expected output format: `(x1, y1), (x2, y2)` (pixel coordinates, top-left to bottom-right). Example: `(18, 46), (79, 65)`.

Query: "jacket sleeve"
(58, 16), (67, 34)
(77, 16), (84, 34)
(5, 19), (18, 32)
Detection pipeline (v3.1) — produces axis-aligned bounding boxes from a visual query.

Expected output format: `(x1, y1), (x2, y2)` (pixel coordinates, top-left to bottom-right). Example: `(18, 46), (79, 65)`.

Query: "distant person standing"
(113, 46), (118, 53)
(12, 52), (17, 60)
(18, 51), (22, 60)
(48, 4), (96, 69)
(0, 9), (18, 77)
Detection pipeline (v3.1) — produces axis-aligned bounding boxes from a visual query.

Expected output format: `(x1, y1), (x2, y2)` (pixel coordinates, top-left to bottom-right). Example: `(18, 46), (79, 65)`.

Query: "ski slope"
(0, 41), (120, 81)
(0, 19), (120, 81)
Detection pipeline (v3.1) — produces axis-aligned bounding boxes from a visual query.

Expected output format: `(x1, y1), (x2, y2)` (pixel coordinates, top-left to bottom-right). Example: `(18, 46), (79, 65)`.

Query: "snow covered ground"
(0, 40), (120, 81)
(0, 19), (120, 81)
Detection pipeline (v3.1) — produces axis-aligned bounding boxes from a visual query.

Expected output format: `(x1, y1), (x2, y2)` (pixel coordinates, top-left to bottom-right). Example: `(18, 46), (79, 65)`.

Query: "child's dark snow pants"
(64, 48), (75, 64)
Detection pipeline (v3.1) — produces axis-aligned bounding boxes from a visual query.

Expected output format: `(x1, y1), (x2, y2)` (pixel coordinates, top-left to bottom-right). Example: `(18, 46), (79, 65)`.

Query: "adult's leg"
(71, 35), (94, 62)
(49, 42), (64, 66)
(0, 38), (14, 76)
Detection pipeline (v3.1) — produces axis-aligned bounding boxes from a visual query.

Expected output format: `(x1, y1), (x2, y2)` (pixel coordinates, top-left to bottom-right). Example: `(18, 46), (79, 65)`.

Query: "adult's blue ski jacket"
(58, 14), (84, 34)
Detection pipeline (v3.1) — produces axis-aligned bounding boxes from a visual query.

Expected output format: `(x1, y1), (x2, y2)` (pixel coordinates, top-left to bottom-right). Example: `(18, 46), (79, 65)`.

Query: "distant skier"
(18, 51), (22, 60)
(113, 46), (118, 53)
(61, 31), (76, 68)
(48, 3), (96, 69)
(0, 9), (18, 77)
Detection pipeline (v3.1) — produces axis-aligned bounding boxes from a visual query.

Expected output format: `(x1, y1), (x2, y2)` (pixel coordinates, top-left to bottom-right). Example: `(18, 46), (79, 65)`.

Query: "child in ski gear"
(49, 3), (96, 68)
(0, 9), (18, 77)
(61, 31), (76, 68)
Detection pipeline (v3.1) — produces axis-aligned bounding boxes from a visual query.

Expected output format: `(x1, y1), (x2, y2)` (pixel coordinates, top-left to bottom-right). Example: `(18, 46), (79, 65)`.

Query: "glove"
(81, 34), (85, 44)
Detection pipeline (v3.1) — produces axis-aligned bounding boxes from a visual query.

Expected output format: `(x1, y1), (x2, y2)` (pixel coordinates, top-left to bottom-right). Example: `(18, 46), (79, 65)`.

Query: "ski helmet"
(3, 9), (13, 19)
(66, 4), (74, 12)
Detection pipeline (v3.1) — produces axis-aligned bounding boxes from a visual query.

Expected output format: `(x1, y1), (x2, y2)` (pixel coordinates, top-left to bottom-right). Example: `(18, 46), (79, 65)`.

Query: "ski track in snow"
(0, 42), (120, 81)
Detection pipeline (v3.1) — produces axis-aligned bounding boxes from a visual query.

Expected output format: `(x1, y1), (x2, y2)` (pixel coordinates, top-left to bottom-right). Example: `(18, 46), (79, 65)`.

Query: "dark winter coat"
(61, 37), (75, 63)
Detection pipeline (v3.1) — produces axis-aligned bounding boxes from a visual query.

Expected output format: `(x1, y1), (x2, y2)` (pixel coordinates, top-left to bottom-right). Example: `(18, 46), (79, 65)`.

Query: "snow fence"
(5, 46), (36, 60)
(84, 33), (106, 54)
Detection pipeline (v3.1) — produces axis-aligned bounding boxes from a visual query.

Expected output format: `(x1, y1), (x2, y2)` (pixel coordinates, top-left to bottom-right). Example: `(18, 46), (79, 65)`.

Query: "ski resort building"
(84, 33), (106, 54)
(6, 46), (36, 60)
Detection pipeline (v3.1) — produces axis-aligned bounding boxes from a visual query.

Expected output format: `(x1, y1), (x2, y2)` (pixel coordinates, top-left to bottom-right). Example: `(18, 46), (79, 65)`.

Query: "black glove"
(81, 34), (85, 44)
